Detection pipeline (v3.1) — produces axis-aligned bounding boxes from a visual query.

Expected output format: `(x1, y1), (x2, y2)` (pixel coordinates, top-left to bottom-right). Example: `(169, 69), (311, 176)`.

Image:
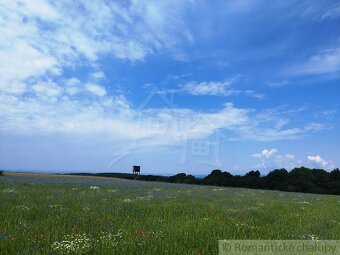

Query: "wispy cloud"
(0, 82), (328, 145)
(177, 79), (265, 99)
(181, 80), (236, 96)
(286, 46), (340, 76)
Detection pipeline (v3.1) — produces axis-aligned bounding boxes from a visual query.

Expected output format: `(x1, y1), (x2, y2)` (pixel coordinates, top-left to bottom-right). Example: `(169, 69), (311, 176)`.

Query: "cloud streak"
(286, 46), (340, 76)
(181, 80), (236, 96)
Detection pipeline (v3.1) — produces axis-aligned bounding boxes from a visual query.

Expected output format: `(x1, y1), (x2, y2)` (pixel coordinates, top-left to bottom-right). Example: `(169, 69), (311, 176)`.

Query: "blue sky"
(0, 0), (339, 175)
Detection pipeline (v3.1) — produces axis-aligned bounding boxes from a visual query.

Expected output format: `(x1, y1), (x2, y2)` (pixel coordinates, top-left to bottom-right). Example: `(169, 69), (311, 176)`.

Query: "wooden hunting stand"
(132, 165), (140, 180)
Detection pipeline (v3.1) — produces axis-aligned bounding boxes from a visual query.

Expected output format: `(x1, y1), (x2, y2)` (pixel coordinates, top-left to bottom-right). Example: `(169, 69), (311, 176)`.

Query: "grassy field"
(0, 173), (339, 254)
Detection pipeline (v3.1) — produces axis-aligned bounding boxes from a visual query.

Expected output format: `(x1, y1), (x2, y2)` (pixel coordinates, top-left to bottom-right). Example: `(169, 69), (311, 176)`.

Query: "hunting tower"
(132, 165), (140, 180)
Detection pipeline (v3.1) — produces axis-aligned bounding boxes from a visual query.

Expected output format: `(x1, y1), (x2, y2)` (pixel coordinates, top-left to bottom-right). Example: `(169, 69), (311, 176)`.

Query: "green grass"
(0, 174), (339, 254)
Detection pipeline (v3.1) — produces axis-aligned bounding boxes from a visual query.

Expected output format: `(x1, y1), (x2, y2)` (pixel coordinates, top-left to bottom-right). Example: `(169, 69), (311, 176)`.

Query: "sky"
(0, 0), (339, 175)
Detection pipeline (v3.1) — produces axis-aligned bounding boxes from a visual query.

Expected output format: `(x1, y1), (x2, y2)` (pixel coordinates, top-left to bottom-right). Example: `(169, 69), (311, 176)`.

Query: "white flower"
(3, 188), (16, 193)
(17, 205), (30, 210)
(90, 186), (100, 190)
(309, 234), (319, 242)
(123, 199), (132, 203)
(52, 234), (91, 254)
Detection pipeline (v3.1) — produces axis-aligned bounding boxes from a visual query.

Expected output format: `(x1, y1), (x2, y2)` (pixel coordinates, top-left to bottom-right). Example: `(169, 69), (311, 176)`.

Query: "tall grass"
(0, 175), (339, 254)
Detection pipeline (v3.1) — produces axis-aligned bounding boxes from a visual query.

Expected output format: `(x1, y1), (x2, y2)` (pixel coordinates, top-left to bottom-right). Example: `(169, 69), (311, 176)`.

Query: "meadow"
(0, 173), (339, 254)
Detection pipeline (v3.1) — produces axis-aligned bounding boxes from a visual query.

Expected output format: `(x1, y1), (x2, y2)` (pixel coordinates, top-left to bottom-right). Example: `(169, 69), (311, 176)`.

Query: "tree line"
(70, 167), (340, 195)
(167, 167), (340, 195)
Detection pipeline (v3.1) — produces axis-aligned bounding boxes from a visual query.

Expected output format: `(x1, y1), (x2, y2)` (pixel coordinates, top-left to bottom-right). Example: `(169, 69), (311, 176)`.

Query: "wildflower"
(71, 225), (77, 232)
(49, 204), (63, 209)
(38, 232), (45, 240)
(17, 205), (30, 210)
(96, 229), (125, 246)
(10, 236), (16, 241)
(238, 214), (248, 221)
(310, 234), (319, 242)
(299, 201), (311, 204)
(136, 229), (143, 236)
(3, 188), (16, 193)
(95, 220), (100, 225)
(52, 233), (91, 254)
(123, 199), (132, 203)
(90, 186), (100, 190)
(149, 231), (164, 239)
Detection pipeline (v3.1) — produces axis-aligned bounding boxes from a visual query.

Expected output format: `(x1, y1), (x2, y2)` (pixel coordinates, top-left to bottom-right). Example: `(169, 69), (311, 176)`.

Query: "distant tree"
(0, 170), (3, 176)
(265, 169), (289, 191)
(185, 175), (198, 184)
(169, 173), (187, 183)
(245, 170), (260, 178)
(287, 167), (316, 192)
(211, 169), (223, 176)
(202, 169), (224, 186)
(168, 173), (199, 184)
(330, 168), (340, 194)
(243, 170), (262, 189)
(310, 169), (331, 193)
(220, 171), (234, 186)
(330, 168), (340, 181)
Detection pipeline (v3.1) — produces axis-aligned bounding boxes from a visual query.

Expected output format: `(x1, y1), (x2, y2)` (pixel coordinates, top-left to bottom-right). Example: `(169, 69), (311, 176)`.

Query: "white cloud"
(0, 0), (195, 96)
(32, 80), (63, 98)
(182, 80), (235, 96)
(252, 149), (301, 171)
(287, 47), (340, 75)
(85, 83), (107, 97)
(0, 84), (329, 149)
(90, 72), (106, 80)
(234, 106), (327, 141)
(243, 90), (265, 100)
(179, 79), (264, 99)
(0, 90), (250, 144)
(64, 78), (82, 96)
(0, 0), (331, 148)
(252, 149), (278, 159)
(0, 41), (58, 95)
(307, 155), (328, 167)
